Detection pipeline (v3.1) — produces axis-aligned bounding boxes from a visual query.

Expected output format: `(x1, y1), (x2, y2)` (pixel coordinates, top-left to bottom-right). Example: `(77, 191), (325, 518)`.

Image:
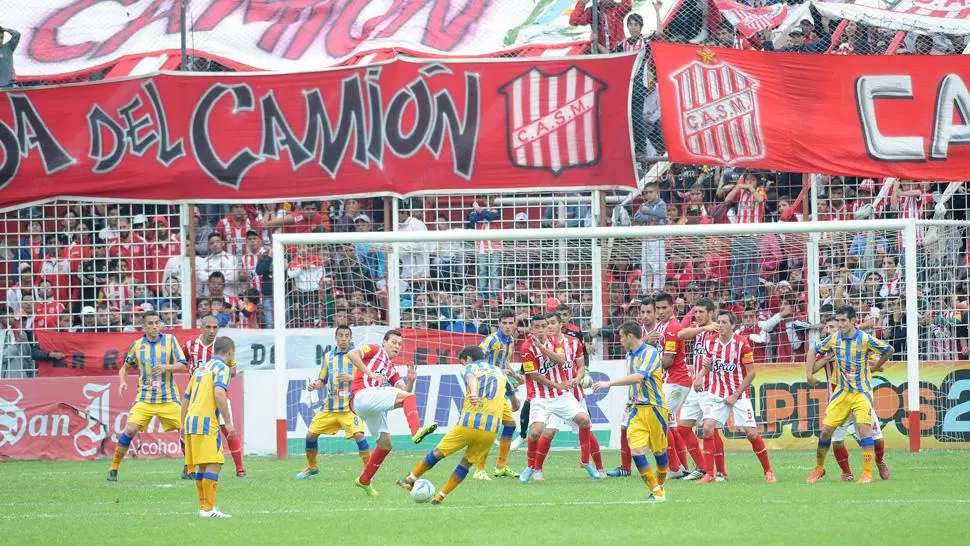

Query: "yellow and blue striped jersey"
(626, 341), (665, 409)
(183, 356), (231, 435)
(319, 346), (354, 413)
(458, 360), (513, 433)
(124, 333), (187, 404)
(815, 329), (892, 395)
(480, 332), (515, 370)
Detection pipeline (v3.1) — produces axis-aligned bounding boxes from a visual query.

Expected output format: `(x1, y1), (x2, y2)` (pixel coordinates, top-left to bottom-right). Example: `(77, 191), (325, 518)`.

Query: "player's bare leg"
(393, 390), (437, 444)
(107, 422), (141, 482)
(398, 447), (446, 491)
(854, 423), (876, 484)
(356, 432), (391, 496)
(198, 462), (231, 518)
(573, 413), (600, 479)
(520, 421), (545, 483)
(630, 447), (665, 503)
(696, 419), (719, 485)
(743, 427), (775, 483)
(807, 424), (836, 483)
(833, 440), (854, 481)
(432, 457), (473, 505)
(296, 431), (322, 480)
(492, 421), (519, 478)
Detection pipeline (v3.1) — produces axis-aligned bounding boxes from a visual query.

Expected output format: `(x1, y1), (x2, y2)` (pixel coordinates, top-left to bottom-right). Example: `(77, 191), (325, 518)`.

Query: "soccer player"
(472, 310), (521, 480)
(396, 346), (519, 504)
(297, 325), (371, 480)
(181, 336), (237, 518)
(107, 310), (187, 482)
(534, 308), (604, 476)
(806, 306), (894, 484)
(182, 316), (245, 479)
(350, 330), (438, 496)
(656, 293), (706, 480)
(592, 321), (668, 503)
(519, 314), (600, 482)
(812, 317), (890, 481)
(693, 310), (775, 484)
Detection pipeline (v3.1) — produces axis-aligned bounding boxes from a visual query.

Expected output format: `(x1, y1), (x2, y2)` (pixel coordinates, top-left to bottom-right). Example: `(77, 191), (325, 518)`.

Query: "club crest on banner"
(668, 48), (765, 164)
(499, 66), (606, 175)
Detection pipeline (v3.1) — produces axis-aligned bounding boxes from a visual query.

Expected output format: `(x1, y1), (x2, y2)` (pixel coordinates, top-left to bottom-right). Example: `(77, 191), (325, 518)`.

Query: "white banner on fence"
(242, 360), (630, 455)
(812, 0), (970, 35)
(224, 326), (391, 372)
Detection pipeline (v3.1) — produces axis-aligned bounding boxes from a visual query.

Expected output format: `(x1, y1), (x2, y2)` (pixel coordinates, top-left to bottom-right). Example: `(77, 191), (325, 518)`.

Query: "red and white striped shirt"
(184, 336), (216, 374)
(350, 344), (401, 398)
(641, 322), (661, 351)
(735, 188), (766, 224)
(216, 216), (258, 255)
(521, 337), (568, 400)
(100, 278), (133, 310)
(705, 334), (754, 399)
(559, 335), (585, 402)
(689, 330), (717, 390)
(241, 245), (268, 290)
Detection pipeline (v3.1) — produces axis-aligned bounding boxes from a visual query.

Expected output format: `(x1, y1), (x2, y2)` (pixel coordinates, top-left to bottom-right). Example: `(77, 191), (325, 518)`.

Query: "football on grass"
(410, 479), (435, 503)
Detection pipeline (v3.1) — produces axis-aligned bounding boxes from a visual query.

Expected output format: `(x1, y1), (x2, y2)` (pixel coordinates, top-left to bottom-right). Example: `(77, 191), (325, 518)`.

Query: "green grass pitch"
(2, 450), (968, 545)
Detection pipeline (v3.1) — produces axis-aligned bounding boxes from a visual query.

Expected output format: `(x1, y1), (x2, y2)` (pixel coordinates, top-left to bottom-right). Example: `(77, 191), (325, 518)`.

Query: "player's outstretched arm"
(806, 345), (818, 387)
(347, 347), (383, 382)
(592, 373), (644, 392)
(677, 323), (717, 340)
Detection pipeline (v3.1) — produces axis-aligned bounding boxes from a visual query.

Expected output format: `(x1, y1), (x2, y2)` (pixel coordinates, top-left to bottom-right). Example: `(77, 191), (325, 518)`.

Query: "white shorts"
(529, 395), (583, 427)
(546, 399), (588, 431)
(678, 389), (707, 425)
(832, 407), (883, 442)
(218, 399), (233, 427)
(702, 395), (757, 428)
(664, 384), (690, 427)
(352, 387), (399, 437)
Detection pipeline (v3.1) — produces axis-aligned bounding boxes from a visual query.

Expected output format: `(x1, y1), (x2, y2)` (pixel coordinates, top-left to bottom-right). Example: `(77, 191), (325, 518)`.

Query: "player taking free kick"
(297, 325), (372, 480)
(349, 330), (438, 496)
(592, 321), (668, 503)
(692, 310), (775, 484)
(397, 346), (520, 504)
(472, 310), (521, 480)
(806, 306), (894, 484)
(181, 336), (237, 518)
(107, 310), (187, 482)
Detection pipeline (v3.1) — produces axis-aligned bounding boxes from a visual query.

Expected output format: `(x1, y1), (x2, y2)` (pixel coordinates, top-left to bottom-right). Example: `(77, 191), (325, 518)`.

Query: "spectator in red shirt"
(109, 217), (150, 284)
(146, 215), (180, 290)
(262, 201), (330, 234)
(569, 0), (632, 53)
(65, 222), (94, 273)
(34, 280), (66, 330)
(216, 203), (259, 255)
(725, 172), (767, 300)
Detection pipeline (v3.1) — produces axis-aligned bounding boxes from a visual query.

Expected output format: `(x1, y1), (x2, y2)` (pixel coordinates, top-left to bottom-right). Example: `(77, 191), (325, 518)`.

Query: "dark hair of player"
(458, 345), (486, 362)
(544, 312), (560, 322)
(654, 293), (673, 306)
(618, 321), (643, 338)
(336, 324), (352, 335)
(717, 310), (737, 325)
(143, 309), (161, 321)
(530, 315), (546, 325)
(836, 306), (857, 319)
(556, 304), (572, 315)
(499, 310), (516, 321)
(640, 297), (655, 308)
(695, 298), (716, 312)
(214, 336), (235, 355)
(383, 329), (403, 341)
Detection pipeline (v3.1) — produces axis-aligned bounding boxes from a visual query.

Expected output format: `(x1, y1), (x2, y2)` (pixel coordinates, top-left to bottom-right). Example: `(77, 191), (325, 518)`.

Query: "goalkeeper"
(471, 310), (523, 480)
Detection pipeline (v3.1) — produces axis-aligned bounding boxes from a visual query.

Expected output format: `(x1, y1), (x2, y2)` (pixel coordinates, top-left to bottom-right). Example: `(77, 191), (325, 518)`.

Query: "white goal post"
(271, 219), (921, 459)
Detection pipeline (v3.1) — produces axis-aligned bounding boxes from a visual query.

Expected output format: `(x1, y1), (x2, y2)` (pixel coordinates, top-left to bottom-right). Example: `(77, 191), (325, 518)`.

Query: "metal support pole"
(591, 0), (600, 54)
(180, 0), (188, 70)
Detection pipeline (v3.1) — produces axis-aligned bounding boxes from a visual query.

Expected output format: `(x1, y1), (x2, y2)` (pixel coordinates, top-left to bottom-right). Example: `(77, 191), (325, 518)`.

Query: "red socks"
(834, 443), (852, 474)
(578, 427), (591, 465)
(677, 426), (706, 470)
(619, 427), (631, 471)
(874, 439), (885, 465)
(589, 433), (603, 470)
(221, 426), (244, 472)
(527, 438), (538, 469)
(713, 429), (726, 475)
(666, 428), (684, 471)
(749, 435), (771, 473)
(358, 446), (390, 485)
(402, 395), (422, 436)
(702, 436), (716, 478)
(535, 436), (552, 470)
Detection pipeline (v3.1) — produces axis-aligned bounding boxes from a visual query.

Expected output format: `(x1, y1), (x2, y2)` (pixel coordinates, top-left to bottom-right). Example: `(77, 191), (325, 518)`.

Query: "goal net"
(271, 217), (939, 458)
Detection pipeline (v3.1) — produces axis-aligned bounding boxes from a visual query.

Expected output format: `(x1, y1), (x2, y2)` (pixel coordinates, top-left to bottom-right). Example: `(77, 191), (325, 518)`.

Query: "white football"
(410, 479), (435, 503)
(580, 375), (593, 389)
